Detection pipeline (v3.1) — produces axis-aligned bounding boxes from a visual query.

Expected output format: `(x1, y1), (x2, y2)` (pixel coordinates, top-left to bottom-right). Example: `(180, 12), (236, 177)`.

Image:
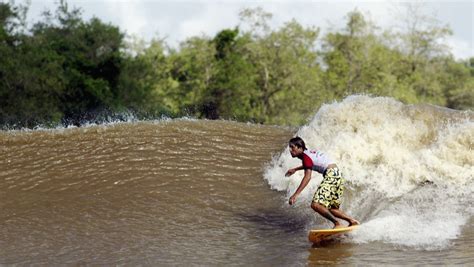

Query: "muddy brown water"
(1, 112), (473, 265)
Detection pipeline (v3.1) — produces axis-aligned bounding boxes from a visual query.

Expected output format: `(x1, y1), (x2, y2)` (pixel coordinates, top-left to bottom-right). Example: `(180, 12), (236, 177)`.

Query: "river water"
(1, 96), (473, 265)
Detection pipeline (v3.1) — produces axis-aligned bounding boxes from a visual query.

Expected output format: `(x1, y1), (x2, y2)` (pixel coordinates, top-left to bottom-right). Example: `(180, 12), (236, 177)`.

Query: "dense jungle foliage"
(1, 1), (472, 128)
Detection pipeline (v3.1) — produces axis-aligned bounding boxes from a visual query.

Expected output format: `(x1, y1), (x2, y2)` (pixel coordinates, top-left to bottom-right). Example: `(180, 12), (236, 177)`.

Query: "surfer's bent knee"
(311, 201), (326, 210)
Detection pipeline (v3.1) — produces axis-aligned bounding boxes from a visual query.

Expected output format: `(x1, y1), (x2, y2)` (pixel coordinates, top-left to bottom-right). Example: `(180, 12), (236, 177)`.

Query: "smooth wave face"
(0, 119), (296, 265)
(264, 95), (474, 250)
(1, 96), (473, 265)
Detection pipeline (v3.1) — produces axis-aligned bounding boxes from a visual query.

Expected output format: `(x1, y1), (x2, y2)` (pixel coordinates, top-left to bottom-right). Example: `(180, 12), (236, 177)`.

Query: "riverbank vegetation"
(1, 1), (472, 128)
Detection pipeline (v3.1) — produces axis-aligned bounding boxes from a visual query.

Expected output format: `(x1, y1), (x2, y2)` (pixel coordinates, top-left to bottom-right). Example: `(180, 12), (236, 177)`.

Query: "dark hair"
(289, 136), (306, 150)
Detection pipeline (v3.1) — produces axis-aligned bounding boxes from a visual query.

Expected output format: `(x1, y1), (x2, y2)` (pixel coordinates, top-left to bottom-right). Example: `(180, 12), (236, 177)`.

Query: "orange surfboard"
(308, 225), (359, 243)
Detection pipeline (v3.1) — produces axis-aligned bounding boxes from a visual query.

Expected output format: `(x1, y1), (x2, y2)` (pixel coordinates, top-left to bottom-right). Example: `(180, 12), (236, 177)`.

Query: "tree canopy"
(1, 2), (472, 128)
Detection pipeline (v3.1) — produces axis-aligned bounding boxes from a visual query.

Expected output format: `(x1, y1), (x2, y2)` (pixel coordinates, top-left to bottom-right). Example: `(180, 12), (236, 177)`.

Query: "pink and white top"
(302, 149), (335, 174)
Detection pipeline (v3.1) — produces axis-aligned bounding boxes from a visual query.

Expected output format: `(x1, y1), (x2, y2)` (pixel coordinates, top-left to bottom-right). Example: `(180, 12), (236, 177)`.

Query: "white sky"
(24, 0), (473, 59)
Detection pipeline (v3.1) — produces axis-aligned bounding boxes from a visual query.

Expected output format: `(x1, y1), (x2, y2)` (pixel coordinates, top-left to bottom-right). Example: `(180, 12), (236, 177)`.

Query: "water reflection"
(307, 242), (354, 265)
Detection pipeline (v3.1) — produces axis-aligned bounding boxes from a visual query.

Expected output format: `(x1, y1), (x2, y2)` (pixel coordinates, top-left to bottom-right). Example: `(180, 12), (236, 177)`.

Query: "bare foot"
(333, 223), (345, 229)
(349, 220), (360, 226)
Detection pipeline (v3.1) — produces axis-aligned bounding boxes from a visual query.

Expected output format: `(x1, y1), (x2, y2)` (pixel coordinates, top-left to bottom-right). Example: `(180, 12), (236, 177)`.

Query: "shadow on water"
(235, 208), (308, 235)
(236, 208), (358, 265)
(230, 196), (362, 265)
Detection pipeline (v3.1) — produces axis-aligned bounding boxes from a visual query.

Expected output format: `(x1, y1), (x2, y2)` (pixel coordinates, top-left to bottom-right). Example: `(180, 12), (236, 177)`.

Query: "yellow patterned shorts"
(312, 167), (344, 209)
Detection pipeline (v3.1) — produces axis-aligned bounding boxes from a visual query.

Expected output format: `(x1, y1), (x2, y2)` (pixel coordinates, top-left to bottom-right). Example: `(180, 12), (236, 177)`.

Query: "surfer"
(285, 137), (359, 229)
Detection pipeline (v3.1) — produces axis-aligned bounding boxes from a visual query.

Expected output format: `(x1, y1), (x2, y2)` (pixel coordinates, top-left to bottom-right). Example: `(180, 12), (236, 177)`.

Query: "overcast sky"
(25, 0), (473, 59)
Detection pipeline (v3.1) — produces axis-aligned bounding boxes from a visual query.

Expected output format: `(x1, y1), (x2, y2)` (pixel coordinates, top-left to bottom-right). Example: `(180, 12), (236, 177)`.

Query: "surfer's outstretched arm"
(285, 165), (304, 176)
(289, 169), (312, 205)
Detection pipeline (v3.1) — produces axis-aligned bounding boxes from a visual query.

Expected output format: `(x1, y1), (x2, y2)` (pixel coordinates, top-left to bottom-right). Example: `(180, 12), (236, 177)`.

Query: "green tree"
(202, 28), (258, 120)
(322, 10), (404, 100)
(240, 8), (322, 125)
(118, 37), (173, 117)
(31, 1), (126, 123)
(0, 2), (64, 127)
(167, 36), (216, 116)
(391, 3), (454, 106)
(441, 57), (474, 110)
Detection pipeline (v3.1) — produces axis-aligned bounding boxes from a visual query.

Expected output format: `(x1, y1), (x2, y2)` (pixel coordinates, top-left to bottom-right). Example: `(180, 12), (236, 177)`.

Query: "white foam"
(264, 95), (474, 249)
(352, 211), (466, 250)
